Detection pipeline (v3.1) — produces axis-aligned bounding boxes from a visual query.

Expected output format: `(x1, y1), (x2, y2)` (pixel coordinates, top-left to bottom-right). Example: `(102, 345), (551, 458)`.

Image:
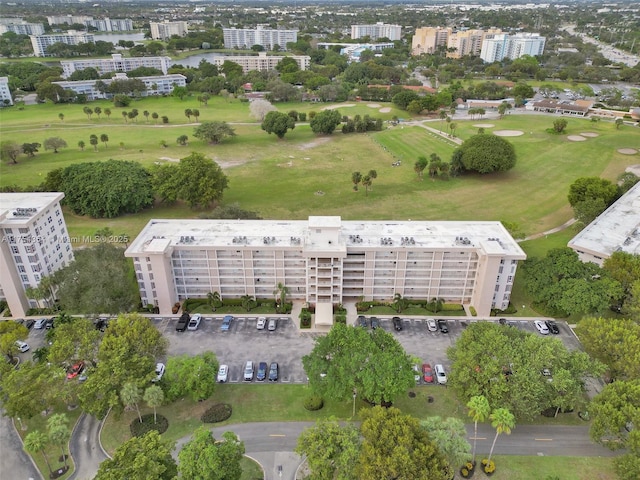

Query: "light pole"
(352, 389), (357, 417)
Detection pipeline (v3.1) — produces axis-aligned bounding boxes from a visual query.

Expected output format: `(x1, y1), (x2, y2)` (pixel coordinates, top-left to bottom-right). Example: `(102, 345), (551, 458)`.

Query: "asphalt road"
(68, 413), (108, 480)
(0, 410), (42, 480)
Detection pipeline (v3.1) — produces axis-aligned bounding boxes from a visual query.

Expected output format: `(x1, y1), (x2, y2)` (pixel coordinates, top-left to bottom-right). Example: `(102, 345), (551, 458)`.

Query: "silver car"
(243, 361), (254, 381)
(217, 364), (228, 383)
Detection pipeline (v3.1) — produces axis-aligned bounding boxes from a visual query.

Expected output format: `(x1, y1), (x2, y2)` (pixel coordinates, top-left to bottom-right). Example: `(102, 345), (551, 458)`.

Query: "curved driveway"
(0, 411), (42, 480)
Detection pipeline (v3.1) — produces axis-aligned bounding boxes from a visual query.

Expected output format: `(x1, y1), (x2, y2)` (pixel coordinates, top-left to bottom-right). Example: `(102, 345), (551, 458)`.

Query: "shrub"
(303, 394), (324, 411)
(299, 112), (307, 121)
(469, 306), (477, 316)
(481, 459), (495, 474)
(162, 116), (169, 124)
(461, 467), (470, 478)
(335, 313), (346, 324)
(201, 403), (232, 423)
(300, 309), (312, 329)
(130, 414), (168, 437)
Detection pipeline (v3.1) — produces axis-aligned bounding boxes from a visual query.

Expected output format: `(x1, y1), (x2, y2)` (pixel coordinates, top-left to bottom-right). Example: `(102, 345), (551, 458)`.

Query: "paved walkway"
(0, 411), (41, 480)
(522, 217), (578, 241)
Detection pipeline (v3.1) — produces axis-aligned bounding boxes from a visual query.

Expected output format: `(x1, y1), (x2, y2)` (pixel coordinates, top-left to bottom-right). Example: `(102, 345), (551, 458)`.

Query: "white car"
(217, 364), (228, 383)
(256, 317), (266, 330)
(434, 364), (447, 385)
(534, 320), (549, 335)
(34, 318), (47, 329)
(412, 364), (421, 384)
(427, 319), (437, 332)
(153, 363), (165, 382)
(187, 313), (202, 331)
(15, 340), (30, 353)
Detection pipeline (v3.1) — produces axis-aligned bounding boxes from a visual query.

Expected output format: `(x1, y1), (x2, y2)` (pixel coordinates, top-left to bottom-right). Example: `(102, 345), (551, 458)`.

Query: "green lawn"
(487, 455), (615, 480)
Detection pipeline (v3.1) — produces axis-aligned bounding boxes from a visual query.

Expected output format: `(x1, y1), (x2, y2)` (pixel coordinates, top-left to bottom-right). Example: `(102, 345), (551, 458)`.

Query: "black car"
(498, 318), (507, 325)
(45, 317), (55, 329)
(370, 317), (380, 329)
(25, 319), (35, 330)
(392, 317), (403, 331)
(268, 362), (279, 381)
(357, 316), (369, 328)
(95, 318), (109, 331)
(437, 319), (449, 334)
(545, 320), (560, 334)
(175, 313), (190, 332)
(256, 361), (268, 381)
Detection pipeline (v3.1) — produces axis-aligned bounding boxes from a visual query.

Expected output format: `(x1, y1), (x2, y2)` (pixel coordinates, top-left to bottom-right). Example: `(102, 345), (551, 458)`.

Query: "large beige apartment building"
(0, 193), (74, 318)
(125, 217), (525, 320)
(411, 27), (502, 58)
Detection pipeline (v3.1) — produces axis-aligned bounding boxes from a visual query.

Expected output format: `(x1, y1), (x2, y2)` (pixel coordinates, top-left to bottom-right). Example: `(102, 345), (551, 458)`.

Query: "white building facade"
(223, 26), (298, 51)
(47, 15), (92, 26)
(53, 73), (186, 100)
(480, 33), (546, 62)
(0, 22), (44, 36)
(351, 23), (402, 41)
(0, 77), (13, 106)
(212, 52), (310, 72)
(61, 54), (173, 78)
(86, 18), (133, 32)
(125, 217), (525, 318)
(0, 193), (74, 318)
(568, 182), (640, 266)
(149, 21), (188, 40)
(30, 31), (94, 57)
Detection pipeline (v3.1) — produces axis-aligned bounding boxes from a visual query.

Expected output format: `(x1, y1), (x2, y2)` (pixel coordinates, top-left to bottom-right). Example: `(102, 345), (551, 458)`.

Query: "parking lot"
(17, 315), (583, 386)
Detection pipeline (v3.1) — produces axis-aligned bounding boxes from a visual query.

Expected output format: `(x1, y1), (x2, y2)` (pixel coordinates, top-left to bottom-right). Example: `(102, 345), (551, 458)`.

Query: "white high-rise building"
(53, 73), (187, 100)
(0, 22), (44, 36)
(47, 15), (92, 26)
(351, 23), (402, 41)
(0, 193), (74, 318)
(61, 54), (173, 78)
(223, 26), (298, 51)
(0, 77), (13, 106)
(86, 18), (134, 32)
(149, 21), (188, 40)
(30, 31), (94, 57)
(125, 216), (525, 320)
(212, 52), (310, 73)
(480, 33), (546, 63)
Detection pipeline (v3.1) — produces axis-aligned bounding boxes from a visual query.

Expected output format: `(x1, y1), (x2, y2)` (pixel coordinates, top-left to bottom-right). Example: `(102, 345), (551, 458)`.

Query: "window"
(34, 273), (40, 281)
(14, 256), (22, 264)
(146, 257), (150, 262)
(10, 246), (18, 254)
(18, 265), (26, 273)
(47, 216), (52, 223)
(495, 285), (500, 292)
(19, 228), (29, 234)
(20, 274), (29, 282)
(507, 275), (513, 283)
(27, 255), (38, 263)
(149, 273), (154, 280)
(151, 282), (155, 289)
(25, 245), (35, 253)
(498, 266), (503, 274)
(58, 219), (63, 226)
(137, 273), (143, 280)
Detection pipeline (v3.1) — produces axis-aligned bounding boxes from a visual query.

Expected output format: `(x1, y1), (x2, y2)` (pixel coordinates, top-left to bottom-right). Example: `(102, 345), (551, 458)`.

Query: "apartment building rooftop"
(0, 192), (64, 224)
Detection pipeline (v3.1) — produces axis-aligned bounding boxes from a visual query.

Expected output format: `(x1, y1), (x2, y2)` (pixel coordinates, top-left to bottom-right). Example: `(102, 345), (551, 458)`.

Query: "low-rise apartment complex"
(125, 217), (526, 319)
(61, 54), (173, 78)
(0, 193), (74, 318)
(0, 21), (44, 36)
(53, 73), (186, 100)
(568, 182), (640, 266)
(212, 52), (310, 73)
(30, 31), (94, 57)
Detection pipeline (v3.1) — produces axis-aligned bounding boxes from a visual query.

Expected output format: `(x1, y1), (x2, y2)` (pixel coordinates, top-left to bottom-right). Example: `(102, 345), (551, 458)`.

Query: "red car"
(422, 363), (434, 383)
(66, 362), (85, 380)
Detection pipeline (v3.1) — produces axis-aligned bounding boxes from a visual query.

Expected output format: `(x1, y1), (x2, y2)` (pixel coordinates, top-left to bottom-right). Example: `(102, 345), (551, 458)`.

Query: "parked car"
(392, 317), (403, 331)
(243, 361), (254, 381)
(413, 364), (421, 384)
(541, 368), (553, 382)
(434, 364), (447, 385)
(217, 364), (228, 383)
(187, 313), (202, 331)
(267, 318), (277, 331)
(15, 340), (30, 353)
(176, 313), (190, 332)
(153, 362), (165, 382)
(44, 317), (55, 329)
(427, 319), (437, 332)
(437, 319), (449, 334)
(14, 318), (24, 325)
(357, 315), (368, 328)
(422, 363), (434, 383)
(95, 318), (108, 331)
(221, 315), (233, 331)
(257, 317), (267, 330)
(66, 361), (85, 380)
(545, 320), (560, 334)
(34, 318), (46, 329)
(370, 317), (380, 329)
(268, 362), (279, 382)
(25, 319), (35, 330)
(256, 361), (268, 381)
(534, 320), (549, 335)
(498, 318), (508, 325)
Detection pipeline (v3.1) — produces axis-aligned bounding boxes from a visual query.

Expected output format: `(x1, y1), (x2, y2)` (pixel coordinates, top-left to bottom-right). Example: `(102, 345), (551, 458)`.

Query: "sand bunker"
(494, 130), (524, 137)
(580, 132), (599, 137)
(159, 156), (180, 162)
(322, 103), (355, 110)
(618, 148), (638, 155)
(567, 135), (587, 142)
(379, 107), (392, 113)
(298, 137), (332, 150)
(473, 123), (495, 128)
(367, 103), (381, 108)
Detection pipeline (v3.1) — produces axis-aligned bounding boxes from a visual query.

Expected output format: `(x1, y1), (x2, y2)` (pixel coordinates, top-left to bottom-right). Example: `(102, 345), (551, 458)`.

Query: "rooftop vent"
(12, 207), (37, 217)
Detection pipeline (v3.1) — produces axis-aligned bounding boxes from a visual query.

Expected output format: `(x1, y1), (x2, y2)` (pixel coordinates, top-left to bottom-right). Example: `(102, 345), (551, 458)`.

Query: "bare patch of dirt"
(379, 107), (392, 113)
(580, 132), (599, 137)
(298, 137), (332, 150)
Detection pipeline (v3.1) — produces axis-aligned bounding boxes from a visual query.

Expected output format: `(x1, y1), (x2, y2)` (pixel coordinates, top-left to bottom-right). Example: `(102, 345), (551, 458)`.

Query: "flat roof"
(126, 217), (526, 258)
(569, 182), (640, 259)
(0, 192), (64, 225)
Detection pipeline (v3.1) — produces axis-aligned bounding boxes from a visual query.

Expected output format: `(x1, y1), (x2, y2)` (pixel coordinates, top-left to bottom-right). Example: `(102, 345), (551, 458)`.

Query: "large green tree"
(568, 177), (620, 208)
(94, 430), (177, 480)
(0, 320), (28, 362)
(357, 406), (449, 480)
(165, 351), (219, 402)
(47, 316), (101, 368)
(261, 111), (296, 139)
(78, 314), (168, 416)
(310, 109), (342, 135)
(603, 252), (640, 311)
(296, 417), (360, 480)
(193, 121), (236, 144)
(52, 243), (138, 315)
(421, 416), (471, 469)
(450, 134), (516, 174)
(302, 324), (414, 405)
(150, 152), (229, 209)
(23, 431), (53, 476)
(1, 140), (21, 164)
(0, 360), (62, 419)
(178, 427), (245, 480)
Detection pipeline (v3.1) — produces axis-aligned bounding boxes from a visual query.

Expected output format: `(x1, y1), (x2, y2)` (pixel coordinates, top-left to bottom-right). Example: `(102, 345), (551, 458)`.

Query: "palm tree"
(104, 108), (111, 119)
(94, 106), (102, 118)
(177, 135), (188, 146)
(144, 385), (164, 424)
(24, 431), (53, 476)
(192, 109), (200, 122)
(486, 408), (516, 466)
(362, 175), (372, 196)
(207, 291), (221, 311)
(351, 171), (362, 191)
(184, 108), (192, 122)
(100, 134), (109, 148)
(467, 395), (490, 464)
(122, 111), (128, 123)
(120, 382), (143, 423)
(143, 110), (150, 123)
(152, 112), (159, 124)
(273, 282), (289, 313)
(439, 109), (447, 130)
(47, 413), (70, 469)
(615, 118), (623, 129)
(89, 135), (98, 152)
(241, 294), (256, 312)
